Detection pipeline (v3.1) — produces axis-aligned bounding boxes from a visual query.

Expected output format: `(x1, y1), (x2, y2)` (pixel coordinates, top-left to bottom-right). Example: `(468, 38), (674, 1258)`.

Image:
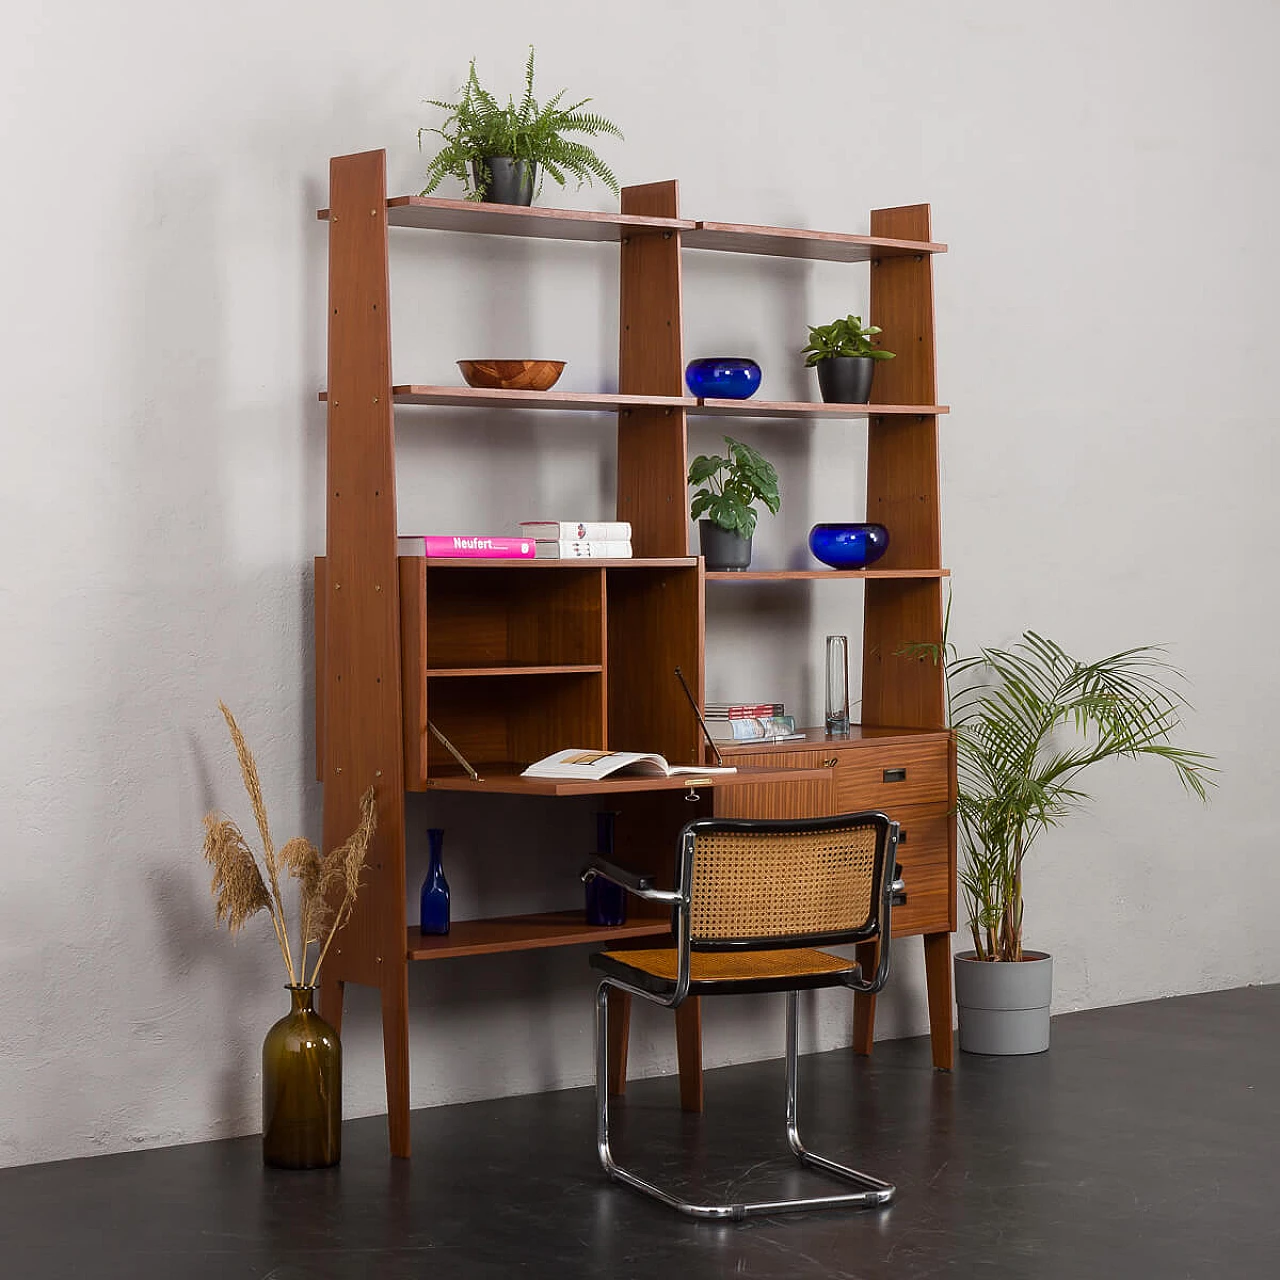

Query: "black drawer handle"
(883, 767), (907, 783)
(897, 828), (908, 844)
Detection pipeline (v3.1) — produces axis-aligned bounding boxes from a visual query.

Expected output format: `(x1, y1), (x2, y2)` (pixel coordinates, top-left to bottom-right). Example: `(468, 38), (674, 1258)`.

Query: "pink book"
(397, 535), (535, 559)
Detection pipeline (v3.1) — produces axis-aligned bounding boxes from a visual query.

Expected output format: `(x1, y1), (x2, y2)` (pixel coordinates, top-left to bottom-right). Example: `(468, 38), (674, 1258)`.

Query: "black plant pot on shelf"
(471, 157), (537, 206)
(815, 355), (875, 405)
(699, 520), (752, 571)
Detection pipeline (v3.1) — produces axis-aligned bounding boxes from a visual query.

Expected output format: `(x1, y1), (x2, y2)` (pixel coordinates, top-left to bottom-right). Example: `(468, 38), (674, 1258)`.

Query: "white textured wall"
(1, 1), (1277, 1167)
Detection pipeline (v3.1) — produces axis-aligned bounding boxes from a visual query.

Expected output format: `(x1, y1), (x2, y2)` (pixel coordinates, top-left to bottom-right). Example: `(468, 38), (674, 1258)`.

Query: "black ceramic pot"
(815, 356), (875, 404)
(699, 520), (752, 571)
(471, 157), (537, 206)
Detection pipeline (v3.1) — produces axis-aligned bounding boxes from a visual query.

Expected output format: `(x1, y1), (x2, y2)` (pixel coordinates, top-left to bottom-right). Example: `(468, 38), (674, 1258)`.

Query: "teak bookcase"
(315, 149), (954, 1156)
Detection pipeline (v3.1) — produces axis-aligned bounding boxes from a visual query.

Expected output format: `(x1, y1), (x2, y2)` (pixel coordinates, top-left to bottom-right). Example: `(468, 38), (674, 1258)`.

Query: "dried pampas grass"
(203, 702), (376, 986)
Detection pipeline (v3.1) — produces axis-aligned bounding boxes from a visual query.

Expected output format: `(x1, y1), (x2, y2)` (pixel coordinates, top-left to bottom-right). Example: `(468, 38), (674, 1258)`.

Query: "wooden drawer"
(885, 803), (954, 937)
(713, 750), (837, 820)
(834, 738), (949, 812)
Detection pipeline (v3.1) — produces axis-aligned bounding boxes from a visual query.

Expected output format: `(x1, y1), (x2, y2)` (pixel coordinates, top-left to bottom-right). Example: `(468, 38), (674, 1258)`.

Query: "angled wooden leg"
(675, 998), (704, 1112)
(852, 941), (880, 1055)
(381, 967), (411, 1158)
(607, 989), (631, 1096)
(923, 931), (954, 1070)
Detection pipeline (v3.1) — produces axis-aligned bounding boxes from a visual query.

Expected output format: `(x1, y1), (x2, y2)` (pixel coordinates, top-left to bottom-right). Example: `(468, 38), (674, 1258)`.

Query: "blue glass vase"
(419, 828), (450, 935)
(808, 522), (890, 570)
(585, 811), (627, 927)
(684, 357), (762, 399)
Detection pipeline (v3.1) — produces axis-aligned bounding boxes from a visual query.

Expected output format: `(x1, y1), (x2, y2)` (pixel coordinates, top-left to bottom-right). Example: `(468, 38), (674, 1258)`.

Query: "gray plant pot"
(471, 157), (537, 206)
(698, 520), (752, 571)
(954, 950), (1053, 1055)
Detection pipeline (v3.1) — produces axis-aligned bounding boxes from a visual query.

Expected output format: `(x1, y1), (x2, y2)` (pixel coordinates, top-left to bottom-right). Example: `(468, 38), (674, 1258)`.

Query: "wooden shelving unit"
(316, 150), (955, 1155)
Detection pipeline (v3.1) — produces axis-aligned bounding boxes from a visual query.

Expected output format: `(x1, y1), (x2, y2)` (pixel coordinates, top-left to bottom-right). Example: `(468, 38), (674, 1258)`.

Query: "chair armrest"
(890, 862), (906, 907)
(581, 858), (681, 905)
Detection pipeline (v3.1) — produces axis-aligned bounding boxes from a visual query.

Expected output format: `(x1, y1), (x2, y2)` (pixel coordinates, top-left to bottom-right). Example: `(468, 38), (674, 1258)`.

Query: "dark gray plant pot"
(815, 356), (875, 404)
(472, 157), (537, 206)
(698, 520), (752, 571)
(954, 950), (1053, 1055)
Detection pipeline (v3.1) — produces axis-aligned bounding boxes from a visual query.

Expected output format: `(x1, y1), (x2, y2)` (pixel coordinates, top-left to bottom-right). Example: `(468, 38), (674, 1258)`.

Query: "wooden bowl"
(457, 359), (566, 391)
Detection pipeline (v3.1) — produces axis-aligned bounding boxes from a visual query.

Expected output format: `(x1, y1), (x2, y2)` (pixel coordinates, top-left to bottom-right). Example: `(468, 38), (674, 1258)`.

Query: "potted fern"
(941, 632), (1215, 1054)
(687, 435), (780, 571)
(801, 314), (895, 404)
(418, 47), (622, 206)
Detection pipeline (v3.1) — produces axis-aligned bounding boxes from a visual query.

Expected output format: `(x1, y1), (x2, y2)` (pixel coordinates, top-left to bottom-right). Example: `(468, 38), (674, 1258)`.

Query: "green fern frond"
(417, 45), (623, 200)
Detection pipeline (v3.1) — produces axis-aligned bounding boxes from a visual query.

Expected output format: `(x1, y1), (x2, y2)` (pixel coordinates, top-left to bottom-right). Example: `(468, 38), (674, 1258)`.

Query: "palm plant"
(939, 631), (1214, 963)
(418, 47), (622, 201)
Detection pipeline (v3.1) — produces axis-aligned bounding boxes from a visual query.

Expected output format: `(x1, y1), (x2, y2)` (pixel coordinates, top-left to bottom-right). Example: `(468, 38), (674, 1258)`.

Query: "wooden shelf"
(426, 664), (603, 678)
(407, 912), (671, 961)
(320, 386), (695, 412)
(316, 195), (694, 242)
(421, 557), (696, 569)
(684, 221), (947, 262)
(323, 387), (948, 419)
(421, 762), (830, 796)
(694, 399), (948, 419)
(705, 568), (950, 581)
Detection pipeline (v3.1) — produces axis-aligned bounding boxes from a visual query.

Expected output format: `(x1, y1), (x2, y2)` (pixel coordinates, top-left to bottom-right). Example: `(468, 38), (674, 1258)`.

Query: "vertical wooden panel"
(868, 204), (936, 408)
(862, 579), (947, 728)
(863, 202), (945, 732)
(321, 149), (411, 1156)
(314, 557), (326, 782)
(862, 204), (955, 1066)
(399, 557), (427, 789)
(617, 181), (688, 558)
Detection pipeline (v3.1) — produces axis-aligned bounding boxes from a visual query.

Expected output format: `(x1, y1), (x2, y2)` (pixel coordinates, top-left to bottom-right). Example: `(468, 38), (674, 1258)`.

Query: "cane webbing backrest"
(688, 820), (880, 947)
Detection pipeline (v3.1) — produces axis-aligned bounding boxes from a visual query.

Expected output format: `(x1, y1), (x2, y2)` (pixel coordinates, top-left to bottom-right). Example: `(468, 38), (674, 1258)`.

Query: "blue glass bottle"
(419, 828), (450, 935)
(585, 811), (627, 927)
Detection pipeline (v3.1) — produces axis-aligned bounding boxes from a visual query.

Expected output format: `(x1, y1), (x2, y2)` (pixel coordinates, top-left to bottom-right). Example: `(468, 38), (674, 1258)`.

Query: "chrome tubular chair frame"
(586, 811), (902, 1220)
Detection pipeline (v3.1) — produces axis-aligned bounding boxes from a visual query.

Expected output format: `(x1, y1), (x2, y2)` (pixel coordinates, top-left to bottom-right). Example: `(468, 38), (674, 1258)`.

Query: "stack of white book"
(519, 520), (633, 559)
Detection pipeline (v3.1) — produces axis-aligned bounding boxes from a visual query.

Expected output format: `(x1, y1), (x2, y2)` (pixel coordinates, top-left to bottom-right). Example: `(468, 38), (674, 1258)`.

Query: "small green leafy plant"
(687, 436), (781, 539)
(418, 47), (622, 202)
(801, 314), (895, 366)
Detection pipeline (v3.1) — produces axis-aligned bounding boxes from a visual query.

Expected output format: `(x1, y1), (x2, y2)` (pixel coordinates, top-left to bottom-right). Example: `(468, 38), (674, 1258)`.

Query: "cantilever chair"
(583, 810), (903, 1220)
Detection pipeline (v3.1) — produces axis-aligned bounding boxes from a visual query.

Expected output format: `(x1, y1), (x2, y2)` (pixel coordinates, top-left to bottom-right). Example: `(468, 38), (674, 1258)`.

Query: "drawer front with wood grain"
(834, 738), (950, 812)
(713, 750), (838, 820)
(884, 803), (954, 937)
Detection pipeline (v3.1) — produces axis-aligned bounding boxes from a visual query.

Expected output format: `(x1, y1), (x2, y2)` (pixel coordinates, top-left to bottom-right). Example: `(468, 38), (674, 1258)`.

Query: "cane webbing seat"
(592, 946), (861, 997)
(584, 811), (902, 1220)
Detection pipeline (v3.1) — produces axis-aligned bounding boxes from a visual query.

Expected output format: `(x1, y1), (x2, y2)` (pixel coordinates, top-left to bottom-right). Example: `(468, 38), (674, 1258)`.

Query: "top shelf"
(683, 222), (947, 263)
(316, 196), (945, 261)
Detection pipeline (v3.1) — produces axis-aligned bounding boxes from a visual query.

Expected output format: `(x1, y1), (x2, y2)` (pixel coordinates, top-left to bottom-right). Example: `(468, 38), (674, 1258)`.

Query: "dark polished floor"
(2, 984), (1277, 1279)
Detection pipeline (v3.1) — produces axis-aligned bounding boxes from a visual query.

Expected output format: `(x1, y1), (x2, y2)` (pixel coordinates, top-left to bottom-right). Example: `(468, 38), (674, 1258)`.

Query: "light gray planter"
(954, 950), (1053, 1055)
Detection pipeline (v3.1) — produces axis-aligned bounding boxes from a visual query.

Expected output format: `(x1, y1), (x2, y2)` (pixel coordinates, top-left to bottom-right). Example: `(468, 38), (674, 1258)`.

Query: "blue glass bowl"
(685, 357), (762, 399)
(808, 523), (890, 570)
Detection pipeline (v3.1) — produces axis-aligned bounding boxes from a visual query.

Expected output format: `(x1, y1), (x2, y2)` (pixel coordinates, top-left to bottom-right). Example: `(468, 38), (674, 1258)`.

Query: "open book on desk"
(521, 749), (737, 782)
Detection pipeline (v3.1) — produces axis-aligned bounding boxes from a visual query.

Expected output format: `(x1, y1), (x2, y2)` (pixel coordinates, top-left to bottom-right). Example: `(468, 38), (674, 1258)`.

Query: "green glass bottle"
(262, 984), (341, 1169)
